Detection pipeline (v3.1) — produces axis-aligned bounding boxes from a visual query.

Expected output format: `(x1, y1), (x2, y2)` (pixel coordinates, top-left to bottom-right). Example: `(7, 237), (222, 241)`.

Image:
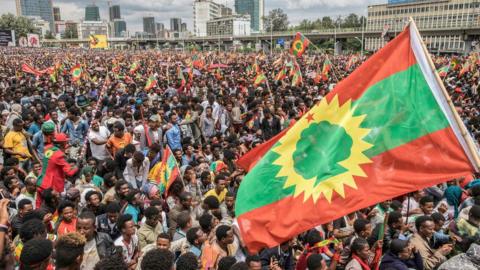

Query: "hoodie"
(380, 251), (423, 270)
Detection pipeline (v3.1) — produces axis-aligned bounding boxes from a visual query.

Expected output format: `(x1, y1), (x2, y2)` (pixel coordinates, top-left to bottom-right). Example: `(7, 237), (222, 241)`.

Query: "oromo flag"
(148, 146), (180, 195)
(290, 32), (310, 57)
(235, 21), (479, 252)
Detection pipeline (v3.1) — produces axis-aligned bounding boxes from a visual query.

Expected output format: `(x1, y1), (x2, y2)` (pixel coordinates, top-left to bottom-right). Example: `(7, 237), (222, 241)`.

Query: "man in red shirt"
(36, 133), (79, 208)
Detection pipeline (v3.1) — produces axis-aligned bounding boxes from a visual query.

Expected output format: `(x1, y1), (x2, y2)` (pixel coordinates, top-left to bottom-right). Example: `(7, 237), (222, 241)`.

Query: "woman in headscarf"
(443, 185), (463, 219)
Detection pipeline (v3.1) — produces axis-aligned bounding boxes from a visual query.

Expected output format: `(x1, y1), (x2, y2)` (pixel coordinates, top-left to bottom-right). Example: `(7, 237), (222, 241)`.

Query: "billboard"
(0, 30), (15, 46)
(27, 33), (40, 47)
(89, 34), (108, 49)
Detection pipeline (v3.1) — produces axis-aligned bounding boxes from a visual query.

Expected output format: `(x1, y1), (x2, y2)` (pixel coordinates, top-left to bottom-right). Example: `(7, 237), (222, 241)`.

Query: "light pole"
(354, 37), (363, 57)
(270, 17), (279, 56)
(334, 25), (337, 56)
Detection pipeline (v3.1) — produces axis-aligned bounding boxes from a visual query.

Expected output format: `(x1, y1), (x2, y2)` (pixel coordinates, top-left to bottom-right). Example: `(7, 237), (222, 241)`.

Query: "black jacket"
(259, 246), (295, 270)
(95, 231), (115, 259)
(96, 213), (121, 240)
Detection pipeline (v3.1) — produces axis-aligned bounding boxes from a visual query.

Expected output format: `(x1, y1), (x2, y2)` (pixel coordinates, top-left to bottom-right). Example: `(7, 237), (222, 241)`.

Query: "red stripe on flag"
(237, 127), (473, 252)
(328, 29), (416, 104)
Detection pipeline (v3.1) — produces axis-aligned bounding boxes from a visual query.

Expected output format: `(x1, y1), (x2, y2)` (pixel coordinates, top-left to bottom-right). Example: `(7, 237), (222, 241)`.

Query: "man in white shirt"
(123, 151), (150, 190)
(88, 120), (111, 161)
(114, 214), (139, 268)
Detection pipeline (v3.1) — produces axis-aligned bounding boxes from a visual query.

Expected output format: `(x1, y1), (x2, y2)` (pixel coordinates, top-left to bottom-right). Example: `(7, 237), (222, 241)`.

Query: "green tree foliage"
(0, 13), (38, 37)
(44, 30), (55, 39)
(64, 25), (78, 39)
(263, 8), (289, 32)
(291, 13), (366, 31)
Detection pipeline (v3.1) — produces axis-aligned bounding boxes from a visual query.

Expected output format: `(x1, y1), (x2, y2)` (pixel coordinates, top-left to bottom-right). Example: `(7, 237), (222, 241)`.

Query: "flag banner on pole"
(290, 32), (310, 57)
(144, 75), (157, 90)
(148, 146), (180, 196)
(70, 64), (82, 81)
(253, 73), (267, 87)
(235, 20), (479, 253)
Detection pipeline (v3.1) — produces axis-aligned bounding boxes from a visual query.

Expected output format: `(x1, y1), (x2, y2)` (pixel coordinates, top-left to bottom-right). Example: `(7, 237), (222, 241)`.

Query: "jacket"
(36, 145), (78, 193)
(260, 117), (281, 140)
(96, 213), (121, 240)
(137, 222), (164, 249)
(379, 251), (424, 270)
(95, 232), (114, 259)
(259, 246), (295, 270)
(409, 233), (446, 270)
(61, 118), (89, 145)
(167, 204), (191, 238)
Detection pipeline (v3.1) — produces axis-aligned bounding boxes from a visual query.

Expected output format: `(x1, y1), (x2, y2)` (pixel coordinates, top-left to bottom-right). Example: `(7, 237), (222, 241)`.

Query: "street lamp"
(270, 17), (279, 56)
(354, 37), (364, 57)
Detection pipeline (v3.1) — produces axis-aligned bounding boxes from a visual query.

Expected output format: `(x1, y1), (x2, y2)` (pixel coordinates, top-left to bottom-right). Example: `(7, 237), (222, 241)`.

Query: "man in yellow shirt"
(3, 118), (32, 167)
(204, 174), (227, 203)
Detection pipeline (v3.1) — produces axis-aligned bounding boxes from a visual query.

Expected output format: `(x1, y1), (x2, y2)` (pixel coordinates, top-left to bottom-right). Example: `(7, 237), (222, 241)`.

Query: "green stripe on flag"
(352, 64), (450, 157)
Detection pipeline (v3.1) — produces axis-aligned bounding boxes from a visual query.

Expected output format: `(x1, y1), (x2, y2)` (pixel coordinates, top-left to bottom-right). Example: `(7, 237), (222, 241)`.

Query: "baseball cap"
(53, 133), (69, 143)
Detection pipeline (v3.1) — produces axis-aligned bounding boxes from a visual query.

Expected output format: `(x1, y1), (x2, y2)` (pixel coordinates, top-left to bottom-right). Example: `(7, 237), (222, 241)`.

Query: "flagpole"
(305, 37), (341, 83)
(410, 18), (480, 169)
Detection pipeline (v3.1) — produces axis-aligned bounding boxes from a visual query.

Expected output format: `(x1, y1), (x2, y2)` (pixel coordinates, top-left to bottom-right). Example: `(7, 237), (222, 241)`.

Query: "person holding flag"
(35, 133), (79, 208)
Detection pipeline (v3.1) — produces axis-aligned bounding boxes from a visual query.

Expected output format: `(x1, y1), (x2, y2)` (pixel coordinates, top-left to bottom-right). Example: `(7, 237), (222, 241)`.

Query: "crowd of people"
(0, 46), (478, 270)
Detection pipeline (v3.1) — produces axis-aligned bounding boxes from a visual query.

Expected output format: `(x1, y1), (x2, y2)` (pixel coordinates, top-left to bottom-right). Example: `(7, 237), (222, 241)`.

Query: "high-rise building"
(113, 20), (127, 37)
(78, 20), (108, 39)
(207, 14), (251, 36)
(64, 21), (78, 38)
(109, 5), (121, 21)
(193, 0), (223, 37)
(221, 6), (233, 16)
(367, 0), (480, 53)
(156, 23), (165, 31)
(143, 17), (156, 35)
(53, 6), (60, 21)
(181, 22), (187, 32)
(234, 0), (264, 32)
(85, 4), (100, 21)
(170, 18), (182, 32)
(16, 0), (55, 33)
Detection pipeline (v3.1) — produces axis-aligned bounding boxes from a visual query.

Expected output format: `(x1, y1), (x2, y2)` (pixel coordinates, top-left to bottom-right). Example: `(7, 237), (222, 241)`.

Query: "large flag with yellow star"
(235, 21), (480, 252)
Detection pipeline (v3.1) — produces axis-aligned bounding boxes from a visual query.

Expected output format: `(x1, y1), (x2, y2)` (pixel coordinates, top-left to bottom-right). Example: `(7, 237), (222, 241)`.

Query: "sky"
(0, 0), (384, 33)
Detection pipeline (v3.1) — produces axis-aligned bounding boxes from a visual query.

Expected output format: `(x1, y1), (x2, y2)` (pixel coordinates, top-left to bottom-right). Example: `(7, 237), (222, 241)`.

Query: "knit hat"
(41, 122), (55, 134)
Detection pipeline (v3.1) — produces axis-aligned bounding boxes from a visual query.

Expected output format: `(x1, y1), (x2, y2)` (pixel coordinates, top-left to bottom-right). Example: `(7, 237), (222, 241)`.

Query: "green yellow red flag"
(129, 62), (140, 74)
(148, 146), (180, 195)
(253, 73), (267, 87)
(235, 21), (479, 252)
(70, 64), (82, 81)
(274, 68), (287, 82)
(144, 75), (157, 91)
(437, 65), (449, 77)
(290, 32), (310, 57)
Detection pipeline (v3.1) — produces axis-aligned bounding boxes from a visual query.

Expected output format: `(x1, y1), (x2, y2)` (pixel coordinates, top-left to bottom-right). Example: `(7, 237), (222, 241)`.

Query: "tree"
(297, 19), (314, 31)
(0, 13), (38, 37)
(321, 16), (334, 29)
(44, 30), (55, 39)
(263, 8), (289, 32)
(341, 13), (360, 28)
(64, 25), (78, 39)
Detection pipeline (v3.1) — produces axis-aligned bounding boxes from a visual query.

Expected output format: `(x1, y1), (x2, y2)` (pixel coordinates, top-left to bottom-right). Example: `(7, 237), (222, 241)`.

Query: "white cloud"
(0, 0), (385, 33)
